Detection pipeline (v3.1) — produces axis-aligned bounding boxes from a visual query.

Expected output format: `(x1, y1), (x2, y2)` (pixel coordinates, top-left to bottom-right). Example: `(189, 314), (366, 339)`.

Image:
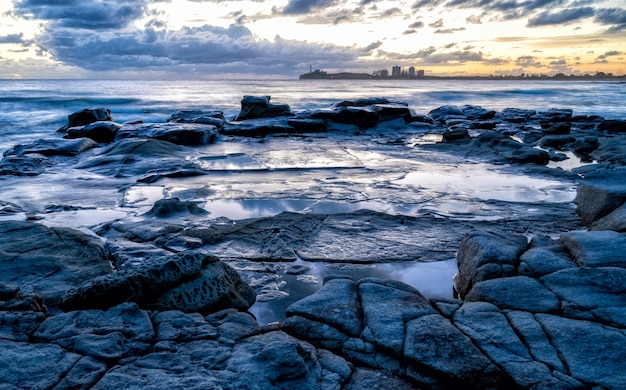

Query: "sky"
(0, 0), (624, 79)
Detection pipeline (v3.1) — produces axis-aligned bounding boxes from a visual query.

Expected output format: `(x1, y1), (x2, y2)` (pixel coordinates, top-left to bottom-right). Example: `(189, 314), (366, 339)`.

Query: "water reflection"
(246, 259), (457, 325)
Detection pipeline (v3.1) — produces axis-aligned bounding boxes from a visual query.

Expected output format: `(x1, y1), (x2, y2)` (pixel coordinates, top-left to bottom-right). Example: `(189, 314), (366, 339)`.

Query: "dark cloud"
(381, 7), (402, 17)
(434, 27), (466, 33)
(13, 0), (148, 30)
(31, 22), (368, 75)
(408, 21), (425, 29)
(527, 7), (595, 26)
(283, 0), (338, 15)
(0, 33), (27, 44)
(597, 50), (623, 60)
(362, 41), (383, 52)
(379, 46), (484, 64)
(595, 8), (626, 32)
(429, 19), (444, 28)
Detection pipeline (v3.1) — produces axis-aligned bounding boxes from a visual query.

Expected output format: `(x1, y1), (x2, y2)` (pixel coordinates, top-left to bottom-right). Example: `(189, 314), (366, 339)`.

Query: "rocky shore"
(1, 95), (625, 389)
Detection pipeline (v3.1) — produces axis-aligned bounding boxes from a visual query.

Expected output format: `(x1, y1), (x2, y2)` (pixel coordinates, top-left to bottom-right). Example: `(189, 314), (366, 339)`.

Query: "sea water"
(1, 78), (625, 154)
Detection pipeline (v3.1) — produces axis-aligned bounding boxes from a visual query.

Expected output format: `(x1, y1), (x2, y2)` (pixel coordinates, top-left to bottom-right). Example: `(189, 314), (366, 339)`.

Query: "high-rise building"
(408, 67), (415, 77)
(392, 65), (401, 77)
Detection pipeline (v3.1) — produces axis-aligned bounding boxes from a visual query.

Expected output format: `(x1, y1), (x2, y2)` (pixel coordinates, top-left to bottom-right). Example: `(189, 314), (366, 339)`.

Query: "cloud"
(0, 33), (27, 44)
(515, 55), (542, 67)
(434, 27), (466, 34)
(378, 46), (484, 64)
(527, 7), (595, 26)
(12, 0), (149, 30)
(30, 22), (370, 75)
(595, 7), (626, 32)
(283, 0), (338, 15)
(597, 50), (623, 60)
(408, 21), (425, 29)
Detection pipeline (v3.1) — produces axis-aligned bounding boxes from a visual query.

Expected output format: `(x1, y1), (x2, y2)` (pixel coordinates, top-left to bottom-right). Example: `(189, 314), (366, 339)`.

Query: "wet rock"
(58, 107), (113, 132)
(500, 108), (536, 123)
(428, 105), (465, 123)
(66, 121), (122, 143)
(464, 276), (560, 313)
(559, 230), (626, 267)
(145, 197), (208, 218)
(235, 95), (293, 121)
(310, 106), (381, 129)
(0, 311), (46, 341)
(538, 134), (576, 148)
(34, 302), (154, 360)
(454, 231), (528, 298)
(167, 110), (226, 128)
(461, 105), (496, 120)
(116, 122), (218, 146)
(442, 128), (471, 143)
(54, 356), (107, 390)
(540, 267), (626, 327)
(542, 123), (571, 135)
(598, 119), (626, 133)
(501, 146), (550, 165)
(0, 220), (110, 306)
(0, 284), (46, 312)
(76, 138), (206, 179)
(221, 117), (298, 136)
(590, 135), (626, 164)
(0, 154), (53, 176)
(61, 251), (255, 314)
(3, 137), (97, 157)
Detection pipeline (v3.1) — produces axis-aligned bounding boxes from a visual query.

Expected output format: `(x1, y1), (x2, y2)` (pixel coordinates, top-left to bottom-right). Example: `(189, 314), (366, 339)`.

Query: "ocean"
(1, 78), (625, 154)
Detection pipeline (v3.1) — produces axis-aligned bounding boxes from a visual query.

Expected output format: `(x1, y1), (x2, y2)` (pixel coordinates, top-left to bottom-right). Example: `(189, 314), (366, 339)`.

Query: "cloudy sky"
(1, 0), (624, 79)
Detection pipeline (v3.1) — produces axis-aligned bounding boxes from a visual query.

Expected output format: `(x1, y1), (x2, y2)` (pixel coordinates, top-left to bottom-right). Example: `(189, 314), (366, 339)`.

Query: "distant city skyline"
(0, 0), (624, 79)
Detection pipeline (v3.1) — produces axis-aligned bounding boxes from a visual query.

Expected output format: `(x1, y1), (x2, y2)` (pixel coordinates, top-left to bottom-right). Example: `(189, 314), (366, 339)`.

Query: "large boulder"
(66, 121), (122, 143)
(559, 230), (626, 268)
(60, 251), (256, 314)
(3, 138), (97, 157)
(116, 122), (218, 146)
(464, 276), (560, 313)
(234, 95), (293, 121)
(58, 108), (113, 132)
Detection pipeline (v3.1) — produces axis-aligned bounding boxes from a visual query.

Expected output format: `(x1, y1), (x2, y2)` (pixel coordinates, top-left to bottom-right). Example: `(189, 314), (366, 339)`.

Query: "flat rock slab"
(0, 221), (110, 305)
(559, 230), (626, 267)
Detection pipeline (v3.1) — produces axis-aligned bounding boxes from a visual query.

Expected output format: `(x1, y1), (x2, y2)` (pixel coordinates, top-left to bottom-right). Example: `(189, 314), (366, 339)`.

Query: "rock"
(452, 302), (575, 389)
(591, 202), (626, 232)
(116, 122), (218, 146)
(454, 231), (528, 298)
(536, 313), (626, 389)
(286, 277), (361, 337)
(501, 146), (550, 165)
(61, 251), (256, 314)
(500, 108), (536, 123)
(0, 339), (82, 389)
(145, 197), (208, 218)
(428, 105), (465, 123)
(0, 221), (110, 305)
(542, 123), (571, 135)
(464, 276), (560, 313)
(0, 154), (53, 176)
(461, 105), (496, 120)
(76, 138), (206, 179)
(598, 119), (626, 133)
(3, 137), (97, 157)
(517, 244), (577, 277)
(540, 267), (626, 327)
(34, 302), (154, 360)
(0, 311), (46, 341)
(221, 117), (298, 136)
(359, 279), (436, 355)
(167, 110), (226, 128)
(538, 134), (576, 148)
(404, 313), (499, 387)
(53, 356), (107, 390)
(373, 103), (414, 123)
(153, 310), (218, 342)
(150, 256), (257, 314)
(310, 106), (381, 129)
(58, 107), (113, 132)
(574, 168), (626, 225)
(235, 95), (293, 121)
(442, 128), (471, 143)
(559, 230), (626, 267)
(590, 135), (626, 164)
(66, 121), (122, 143)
